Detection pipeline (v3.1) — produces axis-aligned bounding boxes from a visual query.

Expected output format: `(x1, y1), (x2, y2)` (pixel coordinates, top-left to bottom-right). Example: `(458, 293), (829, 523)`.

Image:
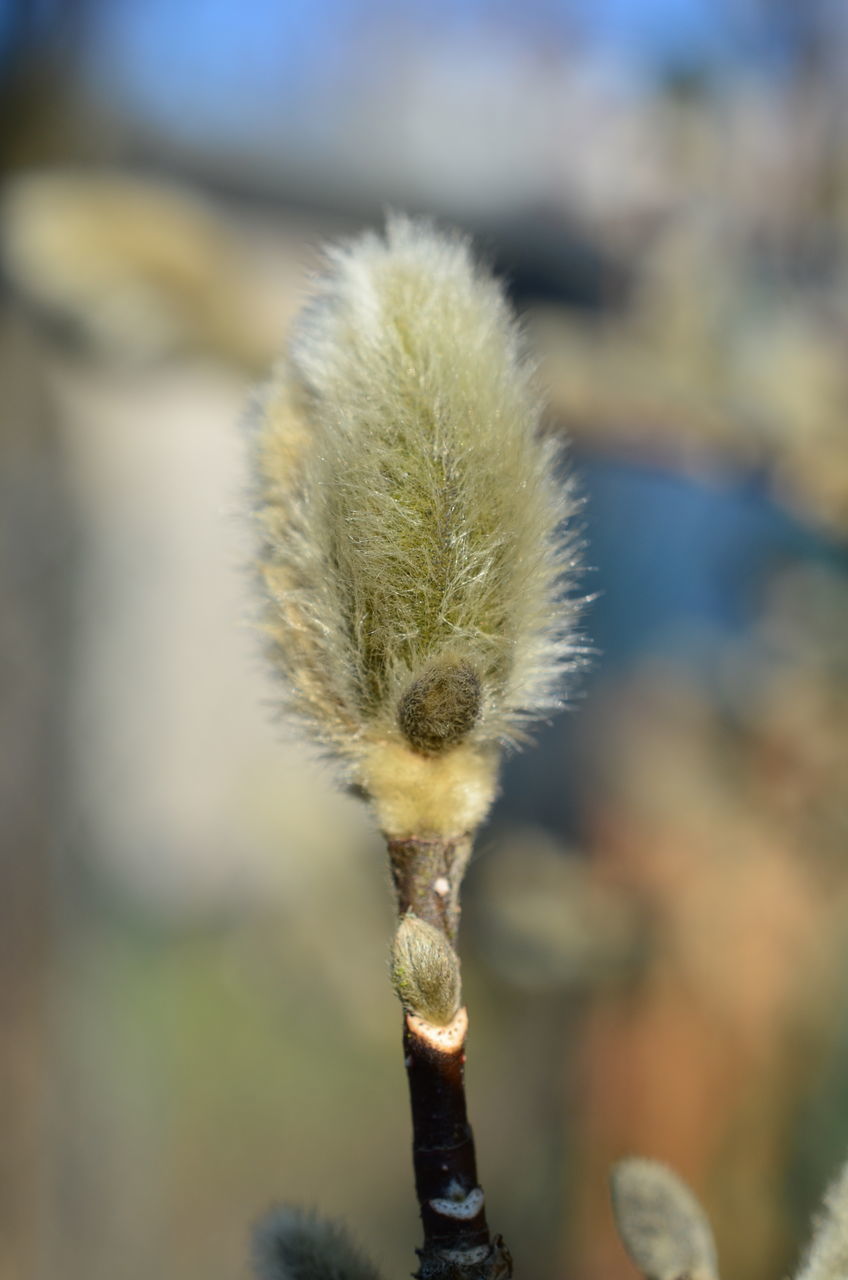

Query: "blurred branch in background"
(0, 0), (107, 169)
(0, 296), (72, 1280)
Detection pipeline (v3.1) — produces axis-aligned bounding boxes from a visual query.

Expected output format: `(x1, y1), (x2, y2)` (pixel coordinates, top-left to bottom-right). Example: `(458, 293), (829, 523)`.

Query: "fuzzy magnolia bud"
(796, 1159), (848, 1280)
(610, 1159), (718, 1280)
(252, 1207), (382, 1280)
(391, 914), (462, 1026)
(251, 215), (582, 839)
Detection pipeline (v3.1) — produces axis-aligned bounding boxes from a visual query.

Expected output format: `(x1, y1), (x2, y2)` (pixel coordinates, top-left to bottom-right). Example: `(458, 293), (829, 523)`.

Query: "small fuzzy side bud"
(391, 914), (462, 1026)
(796, 1159), (848, 1280)
(398, 660), (481, 755)
(610, 1159), (718, 1280)
(252, 1206), (382, 1280)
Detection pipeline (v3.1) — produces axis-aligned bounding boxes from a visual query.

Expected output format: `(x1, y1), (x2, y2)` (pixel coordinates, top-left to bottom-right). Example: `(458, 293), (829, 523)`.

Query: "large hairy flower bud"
(251, 216), (582, 838)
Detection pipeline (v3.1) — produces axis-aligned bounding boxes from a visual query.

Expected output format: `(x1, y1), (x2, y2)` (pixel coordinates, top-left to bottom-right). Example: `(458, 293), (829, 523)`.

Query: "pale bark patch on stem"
(407, 1008), (467, 1052)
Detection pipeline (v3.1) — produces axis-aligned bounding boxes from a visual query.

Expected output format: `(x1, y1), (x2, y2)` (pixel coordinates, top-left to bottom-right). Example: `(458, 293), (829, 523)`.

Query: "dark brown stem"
(403, 1011), (512, 1280)
(386, 833), (512, 1280)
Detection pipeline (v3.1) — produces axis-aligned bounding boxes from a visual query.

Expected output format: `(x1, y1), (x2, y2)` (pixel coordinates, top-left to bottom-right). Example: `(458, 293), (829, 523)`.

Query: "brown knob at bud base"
(398, 662), (482, 755)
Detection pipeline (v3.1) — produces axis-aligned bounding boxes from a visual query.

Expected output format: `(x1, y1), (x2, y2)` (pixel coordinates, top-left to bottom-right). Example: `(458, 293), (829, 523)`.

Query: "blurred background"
(2, 2), (848, 1278)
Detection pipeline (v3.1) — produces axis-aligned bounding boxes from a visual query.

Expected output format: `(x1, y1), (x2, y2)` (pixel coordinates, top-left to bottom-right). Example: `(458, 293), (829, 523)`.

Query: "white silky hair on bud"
(252, 1207), (383, 1280)
(610, 1158), (719, 1280)
(251, 215), (583, 837)
(796, 1159), (848, 1280)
